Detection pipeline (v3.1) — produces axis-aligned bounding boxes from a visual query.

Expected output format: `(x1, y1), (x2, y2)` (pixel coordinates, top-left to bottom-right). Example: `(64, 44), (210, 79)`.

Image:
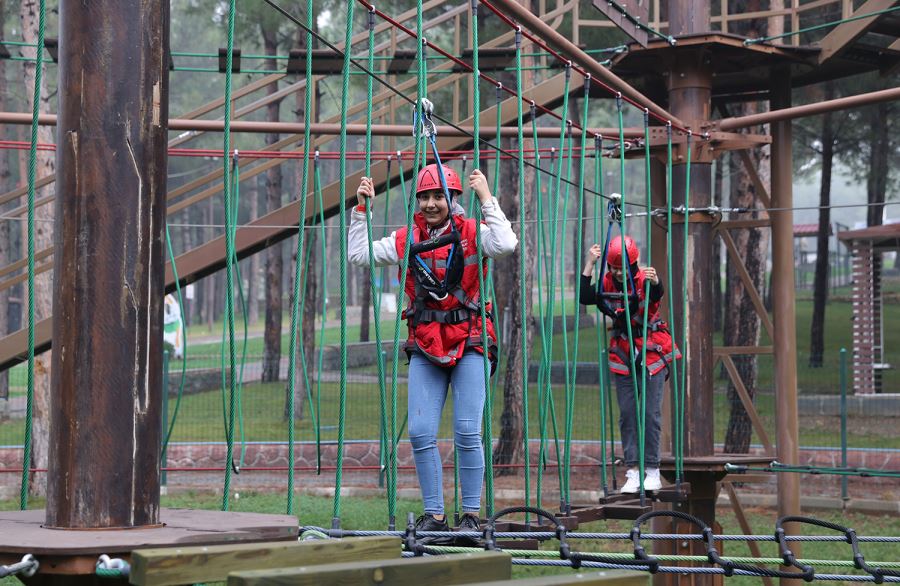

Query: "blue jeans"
(614, 371), (664, 468)
(407, 351), (487, 515)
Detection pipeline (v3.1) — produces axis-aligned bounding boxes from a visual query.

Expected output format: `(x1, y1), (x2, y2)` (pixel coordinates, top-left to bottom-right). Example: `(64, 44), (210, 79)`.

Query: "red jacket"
(395, 212), (497, 371)
(601, 270), (680, 376)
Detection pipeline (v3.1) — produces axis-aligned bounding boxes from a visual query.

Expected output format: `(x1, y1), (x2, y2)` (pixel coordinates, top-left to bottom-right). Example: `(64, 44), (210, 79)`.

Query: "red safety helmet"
(416, 164), (462, 196)
(607, 235), (639, 269)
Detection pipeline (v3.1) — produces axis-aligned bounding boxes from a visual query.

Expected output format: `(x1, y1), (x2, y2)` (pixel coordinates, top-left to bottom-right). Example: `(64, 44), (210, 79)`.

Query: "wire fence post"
(839, 347), (848, 503)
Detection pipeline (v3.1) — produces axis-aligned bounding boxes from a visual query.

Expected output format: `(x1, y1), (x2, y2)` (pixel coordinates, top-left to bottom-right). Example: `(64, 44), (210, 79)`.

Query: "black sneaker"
(414, 513), (452, 546)
(454, 513), (485, 548)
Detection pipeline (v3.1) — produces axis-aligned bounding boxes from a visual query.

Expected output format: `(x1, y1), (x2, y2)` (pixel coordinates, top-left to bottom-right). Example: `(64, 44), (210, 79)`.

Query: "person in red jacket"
(580, 235), (680, 493)
(349, 163), (517, 540)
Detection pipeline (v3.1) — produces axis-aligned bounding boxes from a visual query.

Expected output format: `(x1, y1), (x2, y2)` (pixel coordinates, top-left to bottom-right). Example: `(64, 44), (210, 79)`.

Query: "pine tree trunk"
(21, 0), (56, 494)
(809, 83), (834, 368)
(866, 102), (888, 228)
(723, 104), (770, 454)
(261, 28), (284, 382)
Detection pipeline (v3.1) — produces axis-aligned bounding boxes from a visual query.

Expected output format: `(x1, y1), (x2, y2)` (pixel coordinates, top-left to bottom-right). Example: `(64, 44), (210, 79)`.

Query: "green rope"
(745, 5), (900, 45)
(548, 68), (572, 509)
(331, 0), (357, 528)
(283, 0), (316, 514)
(679, 133), (692, 479)
(663, 123), (682, 484)
(615, 94), (645, 496)
(361, 5), (390, 526)
(218, 160), (249, 474)
(559, 122), (580, 510)
(542, 75), (572, 506)
(566, 75), (592, 509)
(162, 224), (188, 454)
(513, 27), (530, 520)
(462, 0), (481, 525)
(314, 155), (327, 474)
(592, 135), (612, 494)
(726, 462), (900, 479)
(636, 110), (653, 499)
(476, 85), (499, 516)
(20, 0), (45, 510)
(385, 20), (426, 531)
(219, 0), (238, 513)
(530, 111), (550, 509)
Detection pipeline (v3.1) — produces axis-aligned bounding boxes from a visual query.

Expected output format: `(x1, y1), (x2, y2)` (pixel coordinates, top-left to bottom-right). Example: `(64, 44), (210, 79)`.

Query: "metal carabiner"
(413, 97), (437, 138)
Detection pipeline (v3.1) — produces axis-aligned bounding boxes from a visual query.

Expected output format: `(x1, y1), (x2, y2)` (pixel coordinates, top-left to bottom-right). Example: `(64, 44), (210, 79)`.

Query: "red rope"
(0, 140), (613, 161)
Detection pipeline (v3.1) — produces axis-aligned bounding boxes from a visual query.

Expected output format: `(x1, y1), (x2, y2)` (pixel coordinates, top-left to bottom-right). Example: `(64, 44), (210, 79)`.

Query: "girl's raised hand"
(356, 176), (375, 206)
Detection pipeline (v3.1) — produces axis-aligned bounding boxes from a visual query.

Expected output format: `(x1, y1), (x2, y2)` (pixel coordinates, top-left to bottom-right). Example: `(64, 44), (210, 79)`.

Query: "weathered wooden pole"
(664, 2), (716, 585)
(770, 69), (803, 584)
(47, 0), (169, 528)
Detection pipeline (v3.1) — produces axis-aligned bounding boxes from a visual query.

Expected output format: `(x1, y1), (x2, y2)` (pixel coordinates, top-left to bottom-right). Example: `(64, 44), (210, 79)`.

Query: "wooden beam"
(816, 0), (900, 64)
(131, 537), (399, 586)
(738, 150), (772, 209)
(722, 483), (775, 586)
(718, 355), (775, 455)
(228, 551), (512, 586)
(717, 229), (775, 341)
(713, 346), (774, 355)
(718, 219), (772, 230)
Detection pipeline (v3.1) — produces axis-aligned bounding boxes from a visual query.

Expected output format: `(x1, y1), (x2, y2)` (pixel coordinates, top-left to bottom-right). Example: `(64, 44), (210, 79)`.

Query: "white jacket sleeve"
(478, 197), (518, 259)
(348, 208), (400, 267)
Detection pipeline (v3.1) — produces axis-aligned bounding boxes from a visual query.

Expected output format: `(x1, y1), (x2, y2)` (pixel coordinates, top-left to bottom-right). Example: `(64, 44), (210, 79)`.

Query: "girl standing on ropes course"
(348, 163), (517, 540)
(580, 234), (679, 494)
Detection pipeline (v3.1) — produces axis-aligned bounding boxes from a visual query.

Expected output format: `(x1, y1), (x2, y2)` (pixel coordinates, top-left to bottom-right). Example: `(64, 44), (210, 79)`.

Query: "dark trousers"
(614, 371), (664, 468)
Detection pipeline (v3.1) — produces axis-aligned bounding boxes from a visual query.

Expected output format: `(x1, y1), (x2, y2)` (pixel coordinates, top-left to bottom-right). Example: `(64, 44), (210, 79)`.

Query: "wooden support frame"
(816, 0), (900, 64)
(737, 150), (772, 210)
(716, 228), (775, 341)
(721, 483), (775, 586)
(717, 355), (775, 455)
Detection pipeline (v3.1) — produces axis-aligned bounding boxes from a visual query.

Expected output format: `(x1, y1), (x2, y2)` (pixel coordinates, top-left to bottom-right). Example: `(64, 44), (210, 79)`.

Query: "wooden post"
(47, 0), (169, 528)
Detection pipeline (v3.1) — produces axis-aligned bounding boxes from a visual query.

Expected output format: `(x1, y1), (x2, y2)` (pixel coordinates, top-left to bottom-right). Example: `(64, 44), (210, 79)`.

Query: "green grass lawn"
(3, 375), (893, 450)
(2, 493), (897, 584)
(6, 296), (896, 395)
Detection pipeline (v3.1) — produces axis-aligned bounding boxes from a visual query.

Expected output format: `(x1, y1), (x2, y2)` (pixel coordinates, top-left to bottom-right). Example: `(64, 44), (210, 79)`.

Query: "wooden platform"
(0, 508), (298, 577)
